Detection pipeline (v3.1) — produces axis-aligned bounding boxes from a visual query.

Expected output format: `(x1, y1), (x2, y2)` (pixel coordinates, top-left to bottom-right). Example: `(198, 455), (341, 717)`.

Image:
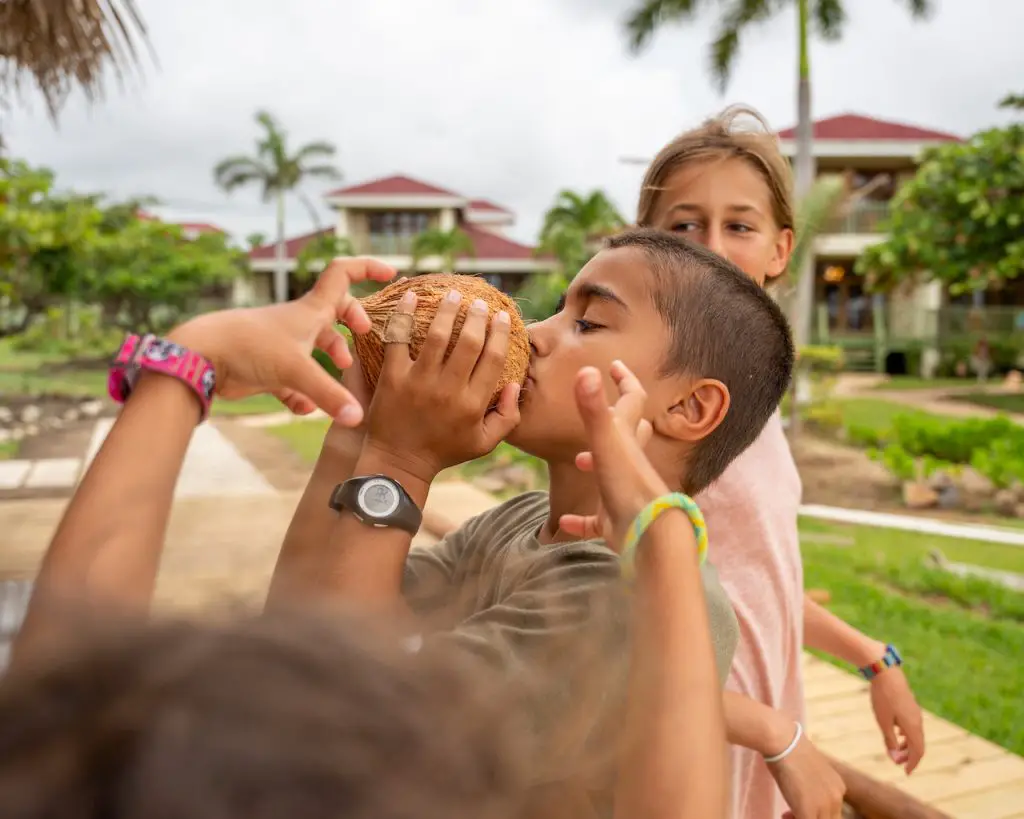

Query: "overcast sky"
(4, 0), (1021, 247)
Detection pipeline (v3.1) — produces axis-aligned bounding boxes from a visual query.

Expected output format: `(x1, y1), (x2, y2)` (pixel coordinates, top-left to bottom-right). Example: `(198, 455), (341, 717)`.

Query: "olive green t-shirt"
(401, 490), (738, 816)
(403, 490), (737, 681)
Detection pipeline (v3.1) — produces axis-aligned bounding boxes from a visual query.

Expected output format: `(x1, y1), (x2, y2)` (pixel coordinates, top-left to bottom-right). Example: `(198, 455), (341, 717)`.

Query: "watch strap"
(109, 334), (216, 422)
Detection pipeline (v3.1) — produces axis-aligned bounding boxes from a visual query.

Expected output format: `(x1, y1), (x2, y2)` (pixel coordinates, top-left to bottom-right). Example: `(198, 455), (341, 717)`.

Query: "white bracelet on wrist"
(763, 721), (803, 764)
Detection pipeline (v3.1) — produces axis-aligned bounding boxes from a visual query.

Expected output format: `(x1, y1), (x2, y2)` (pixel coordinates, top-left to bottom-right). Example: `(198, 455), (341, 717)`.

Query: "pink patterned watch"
(108, 334), (216, 422)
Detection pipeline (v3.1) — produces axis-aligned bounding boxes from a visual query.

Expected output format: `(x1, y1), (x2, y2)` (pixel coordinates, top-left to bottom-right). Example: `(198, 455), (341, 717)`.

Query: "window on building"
(368, 212), (430, 236)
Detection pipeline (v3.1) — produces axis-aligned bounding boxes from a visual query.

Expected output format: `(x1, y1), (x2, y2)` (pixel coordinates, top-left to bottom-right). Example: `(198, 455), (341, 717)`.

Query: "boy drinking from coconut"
(269, 227), (794, 812)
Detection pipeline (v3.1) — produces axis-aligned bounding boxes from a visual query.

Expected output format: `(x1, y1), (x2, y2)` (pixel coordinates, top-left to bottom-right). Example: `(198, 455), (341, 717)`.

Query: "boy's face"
(510, 246), (684, 462)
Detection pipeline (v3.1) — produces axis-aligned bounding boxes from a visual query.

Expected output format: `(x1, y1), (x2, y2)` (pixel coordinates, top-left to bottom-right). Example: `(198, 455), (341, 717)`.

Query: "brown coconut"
(353, 274), (530, 406)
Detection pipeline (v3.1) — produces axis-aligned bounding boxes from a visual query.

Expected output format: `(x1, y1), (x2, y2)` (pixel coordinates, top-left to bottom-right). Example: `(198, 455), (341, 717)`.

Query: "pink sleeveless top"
(697, 413), (805, 819)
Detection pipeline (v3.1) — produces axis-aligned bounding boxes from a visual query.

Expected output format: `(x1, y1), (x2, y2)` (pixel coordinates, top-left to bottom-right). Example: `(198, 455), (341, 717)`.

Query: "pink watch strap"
(108, 334), (216, 422)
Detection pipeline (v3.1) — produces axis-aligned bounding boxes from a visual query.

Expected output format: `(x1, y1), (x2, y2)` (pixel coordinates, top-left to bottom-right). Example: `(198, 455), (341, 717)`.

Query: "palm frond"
(897, 0), (934, 18)
(812, 0), (845, 40)
(213, 156), (272, 193)
(294, 141), (337, 162)
(0, 0), (151, 120)
(708, 0), (776, 92)
(299, 163), (342, 180)
(624, 0), (702, 54)
(254, 109), (289, 169)
(789, 175), (848, 281)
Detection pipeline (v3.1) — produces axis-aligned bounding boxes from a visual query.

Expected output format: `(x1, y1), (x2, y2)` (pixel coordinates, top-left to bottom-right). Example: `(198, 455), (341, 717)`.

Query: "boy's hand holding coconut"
(271, 266), (531, 607)
(355, 275), (526, 485)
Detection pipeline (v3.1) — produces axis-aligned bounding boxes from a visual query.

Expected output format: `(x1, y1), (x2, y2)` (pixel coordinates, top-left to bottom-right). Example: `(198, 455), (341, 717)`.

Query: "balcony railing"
(365, 234), (416, 256)
(827, 200), (891, 234)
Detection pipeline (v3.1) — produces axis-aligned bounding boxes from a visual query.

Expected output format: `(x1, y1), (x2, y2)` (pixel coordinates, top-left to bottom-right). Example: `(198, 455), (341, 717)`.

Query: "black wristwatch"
(328, 475), (422, 534)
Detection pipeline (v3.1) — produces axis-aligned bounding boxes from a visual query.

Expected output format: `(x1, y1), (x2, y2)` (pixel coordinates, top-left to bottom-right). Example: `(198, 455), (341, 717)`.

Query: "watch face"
(357, 478), (401, 519)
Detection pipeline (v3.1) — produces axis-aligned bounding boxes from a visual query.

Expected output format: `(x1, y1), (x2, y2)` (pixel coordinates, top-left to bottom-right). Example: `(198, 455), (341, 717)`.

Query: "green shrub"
(855, 411), (1024, 488)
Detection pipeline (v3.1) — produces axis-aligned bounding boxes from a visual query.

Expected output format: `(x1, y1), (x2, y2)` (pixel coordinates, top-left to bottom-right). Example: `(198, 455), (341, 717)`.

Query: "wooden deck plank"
(932, 780), (1024, 819)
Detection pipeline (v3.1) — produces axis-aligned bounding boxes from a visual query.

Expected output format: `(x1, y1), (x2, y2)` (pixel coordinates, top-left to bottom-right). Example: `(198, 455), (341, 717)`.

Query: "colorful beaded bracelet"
(619, 493), (708, 580)
(858, 644), (903, 680)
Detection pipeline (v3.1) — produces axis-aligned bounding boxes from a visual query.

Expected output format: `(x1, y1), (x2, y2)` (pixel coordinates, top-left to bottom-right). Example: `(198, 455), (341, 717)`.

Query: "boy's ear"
(655, 379), (730, 443)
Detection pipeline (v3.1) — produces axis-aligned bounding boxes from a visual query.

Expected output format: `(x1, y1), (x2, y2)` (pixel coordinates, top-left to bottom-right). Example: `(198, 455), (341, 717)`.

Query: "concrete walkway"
(83, 419), (276, 498)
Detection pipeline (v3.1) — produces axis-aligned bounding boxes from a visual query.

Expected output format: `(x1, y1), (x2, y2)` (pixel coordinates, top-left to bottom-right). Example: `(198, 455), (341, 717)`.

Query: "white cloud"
(3, 0), (1021, 246)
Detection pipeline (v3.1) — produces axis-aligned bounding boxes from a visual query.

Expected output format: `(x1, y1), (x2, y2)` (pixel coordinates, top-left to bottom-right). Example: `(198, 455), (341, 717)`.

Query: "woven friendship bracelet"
(620, 493), (708, 580)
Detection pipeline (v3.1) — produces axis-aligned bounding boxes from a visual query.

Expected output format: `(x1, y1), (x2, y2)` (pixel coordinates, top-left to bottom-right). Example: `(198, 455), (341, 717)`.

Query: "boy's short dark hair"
(606, 228), (794, 493)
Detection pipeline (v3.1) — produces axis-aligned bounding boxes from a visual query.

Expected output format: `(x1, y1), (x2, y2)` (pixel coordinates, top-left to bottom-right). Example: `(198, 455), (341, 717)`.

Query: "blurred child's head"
(514, 228), (793, 494)
(637, 105), (795, 287)
(0, 611), (528, 819)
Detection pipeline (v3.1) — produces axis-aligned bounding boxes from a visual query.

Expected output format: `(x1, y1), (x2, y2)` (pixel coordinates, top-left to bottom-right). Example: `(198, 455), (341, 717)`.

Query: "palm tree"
(0, 0), (150, 122)
(624, 0), (934, 352)
(214, 110), (340, 303)
(538, 189), (625, 276)
(296, 233), (355, 285)
(409, 227), (475, 274)
(245, 231), (268, 251)
(539, 190), (624, 249)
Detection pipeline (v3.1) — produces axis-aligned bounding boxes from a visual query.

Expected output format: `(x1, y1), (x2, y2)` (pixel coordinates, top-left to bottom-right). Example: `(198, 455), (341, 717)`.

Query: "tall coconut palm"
(624, 0), (934, 353)
(214, 110), (340, 303)
(409, 227), (475, 274)
(0, 0), (150, 121)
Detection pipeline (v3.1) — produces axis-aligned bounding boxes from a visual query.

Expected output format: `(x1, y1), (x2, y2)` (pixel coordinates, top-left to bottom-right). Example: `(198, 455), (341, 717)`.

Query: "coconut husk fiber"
(353, 274), (530, 407)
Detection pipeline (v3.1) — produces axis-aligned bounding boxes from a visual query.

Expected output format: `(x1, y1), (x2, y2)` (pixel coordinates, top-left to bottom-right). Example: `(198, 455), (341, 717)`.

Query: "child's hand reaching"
(170, 258), (395, 426)
(558, 360), (669, 551)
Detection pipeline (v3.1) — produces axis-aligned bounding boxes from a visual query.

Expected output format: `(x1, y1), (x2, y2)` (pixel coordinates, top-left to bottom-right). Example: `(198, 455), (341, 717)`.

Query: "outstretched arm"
(12, 260), (392, 668)
(804, 596), (925, 773)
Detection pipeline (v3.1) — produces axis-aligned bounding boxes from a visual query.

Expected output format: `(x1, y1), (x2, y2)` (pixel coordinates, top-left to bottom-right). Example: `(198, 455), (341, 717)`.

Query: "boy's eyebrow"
(578, 282), (629, 312)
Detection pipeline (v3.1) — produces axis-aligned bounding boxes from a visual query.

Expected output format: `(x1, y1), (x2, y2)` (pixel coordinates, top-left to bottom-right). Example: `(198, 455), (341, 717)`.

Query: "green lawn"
(268, 418), (331, 462)
(801, 520), (1024, 755)
(0, 368), (108, 397)
(871, 376), (973, 391)
(837, 397), (937, 436)
(950, 392), (1024, 415)
(212, 394), (289, 417)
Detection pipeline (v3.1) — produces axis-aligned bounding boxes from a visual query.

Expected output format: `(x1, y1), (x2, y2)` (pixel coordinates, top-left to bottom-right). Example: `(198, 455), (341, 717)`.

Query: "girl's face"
(645, 157), (794, 287)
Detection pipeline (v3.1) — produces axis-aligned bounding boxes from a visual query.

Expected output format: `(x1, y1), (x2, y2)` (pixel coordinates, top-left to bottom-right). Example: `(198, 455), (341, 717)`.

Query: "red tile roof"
(468, 198), (511, 214)
(458, 223), (538, 260)
(136, 211), (225, 234)
(178, 222), (226, 235)
(248, 228), (334, 260)
(777, 114), (960, 142)
(326, 174), (462, 198)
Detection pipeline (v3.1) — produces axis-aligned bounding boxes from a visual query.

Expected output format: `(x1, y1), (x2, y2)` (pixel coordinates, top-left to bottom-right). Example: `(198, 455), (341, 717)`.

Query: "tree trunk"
(788, 0), (816, 437)
(273, 192), (288, 303)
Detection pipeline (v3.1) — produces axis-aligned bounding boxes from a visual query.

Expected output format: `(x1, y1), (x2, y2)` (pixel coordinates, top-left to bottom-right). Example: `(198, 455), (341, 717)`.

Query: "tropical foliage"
(295, 232), (355, 282)
(214, 110), (340, 302)
(537, 189), (624, 275)
(857, 123), (1024, 293)
(0, 157), (241, 337)
(409, 227), (474, 273)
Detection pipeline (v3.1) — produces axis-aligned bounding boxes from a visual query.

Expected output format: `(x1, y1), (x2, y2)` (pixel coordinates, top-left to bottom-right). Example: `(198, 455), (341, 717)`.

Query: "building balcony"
(826, 200), (890, 234)
(363, 234), (416, 256)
